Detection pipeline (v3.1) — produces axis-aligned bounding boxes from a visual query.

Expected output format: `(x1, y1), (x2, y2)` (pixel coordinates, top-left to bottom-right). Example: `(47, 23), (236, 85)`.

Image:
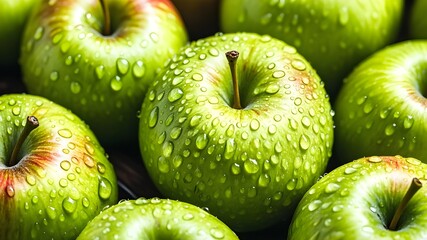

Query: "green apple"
(220, 0), (404, 99)
(0, 94), (118, 239)
(409, 0), (427, 39)
(171, 0), (220, 40)
(288, 155), (427, 239)
(138, 32), (334, 232)
(77, 197), (239, 239)
(333, 40), (427, 166)
(19, 0), (188, 147)
(0, 0), (40, 67)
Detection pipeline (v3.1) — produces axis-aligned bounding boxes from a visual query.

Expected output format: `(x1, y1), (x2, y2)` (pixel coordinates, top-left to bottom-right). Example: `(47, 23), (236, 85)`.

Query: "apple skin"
(77, 197), (239, 239)
(0, 0), (40, 67)
(171, 0), (220, 40)
(220, 0), (404, 99)
(19, 0), (188, 147)
(138, 32), (334, 232)
(409, 0), (427, 39)
(288, 155), (427, 239)
(333, 40), (427, 166)
(0, 94), (118, 239)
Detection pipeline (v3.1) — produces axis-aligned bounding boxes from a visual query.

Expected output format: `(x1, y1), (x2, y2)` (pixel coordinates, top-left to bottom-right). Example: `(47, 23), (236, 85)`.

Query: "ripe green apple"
(171, 0), (220, 40)
(288, 155), (427, 239)
(333, 40), (427, 166)
(77, 197), (239, 239)
(138, 32), (334, 232)
(409, 0), (427, 39)
(220, 0), (404, 99)
(0, 0), (40, 67)
(0, 94), (118, 239)
(19, 0), (188, 147)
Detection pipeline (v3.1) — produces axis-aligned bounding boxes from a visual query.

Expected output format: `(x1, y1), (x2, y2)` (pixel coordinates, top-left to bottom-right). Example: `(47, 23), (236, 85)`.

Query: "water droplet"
(6, 184), (15, 197)
(32, 195), (39, 204)
(26, 175), (36, 186)
(325, 183), (340, 193)
(291, 59), (306, 71)
(224, 138), (236, 159)
(150, 32), (159, 42)
(192, 73), (203, 81)
(82, 197), (90, 208)
(162, 141), (174, 158)
(84, 154), (95, 167)
(62, 196), (77, 214)
(116, 58), (129, 75)
(250, 119), (260, 130)
(168, 88), (184, 102)
(287, 179), (297, 190)
(98, 177), (113, 200)
(266, 84), (280, 94)
(190, 115), (202, 127)
(97, 163), (106, 174)
(58, 129), (72, 138)
(385, 123), (396, 136)
(148, 107), (159, 128)
(339, 7), (349, 25)
(196, 134), (208, 150)
(231, 163), (241, 175)
(403, 116), (414, 129)
(95, 65), (105, 79)
(367, 156), (382, 163)
(70, 81), (81, 94)
(59, 178), (68, 187)
(406, 157), (421, 165)
(344, 167), (356, 174)
(158, 157), (170, 173)
(46, 206), (57, 219)
(59, 160), (71, 171)
(50, 71), (59, 81)
(170, 127), (182, 140)
(244, 159), (259, 174)
(12, 106), (21, 116)
(208, 48), (219, 56)
(210, 228), (225, 239)
(110, 76), (123, 91)
(132, 60), (145, 78)
(182, 213), (194, 220)
(308, 200), (322, 211)
(299, 134), (310, 150)
(272, 70), (285, 78)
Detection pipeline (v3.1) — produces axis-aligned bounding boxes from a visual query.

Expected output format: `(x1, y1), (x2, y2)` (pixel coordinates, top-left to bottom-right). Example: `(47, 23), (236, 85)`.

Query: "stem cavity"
(8, 116), (39, 167)
(226, 50), (242, 109)
(389, 177), (423, 230)
(100, 0), (111, 36)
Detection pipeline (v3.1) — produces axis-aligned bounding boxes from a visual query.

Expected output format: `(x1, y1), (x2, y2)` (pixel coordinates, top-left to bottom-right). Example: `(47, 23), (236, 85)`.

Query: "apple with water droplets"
(0, 94), (118, 239)
(77, 197), (239, 239)
(333, 40), (427, 166)
(289, 155), (427, 239)
(0, 0), (40, 67)
(19, 0), (188, 147)
(219, 0), (404, 99)
(138, 32), (334, 232)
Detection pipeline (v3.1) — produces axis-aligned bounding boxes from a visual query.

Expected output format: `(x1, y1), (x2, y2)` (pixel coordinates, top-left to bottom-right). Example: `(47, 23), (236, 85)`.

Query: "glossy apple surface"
(0, 94), (118, 239)
(333, 40), (427, 166)
(220, 0), (404, 99)
(289, 155), (427, 239)
(20, 0), (188, 147)
(139, 32), (334, 232)
(77, 197), (239, 239)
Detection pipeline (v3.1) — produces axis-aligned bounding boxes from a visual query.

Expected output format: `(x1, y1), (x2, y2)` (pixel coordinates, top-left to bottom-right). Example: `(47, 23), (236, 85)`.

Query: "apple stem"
(100, 0), (111, 36)
(8, 116), (39, 167)
(388, 177), (422, 230)
(226, 50), (242, 109)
